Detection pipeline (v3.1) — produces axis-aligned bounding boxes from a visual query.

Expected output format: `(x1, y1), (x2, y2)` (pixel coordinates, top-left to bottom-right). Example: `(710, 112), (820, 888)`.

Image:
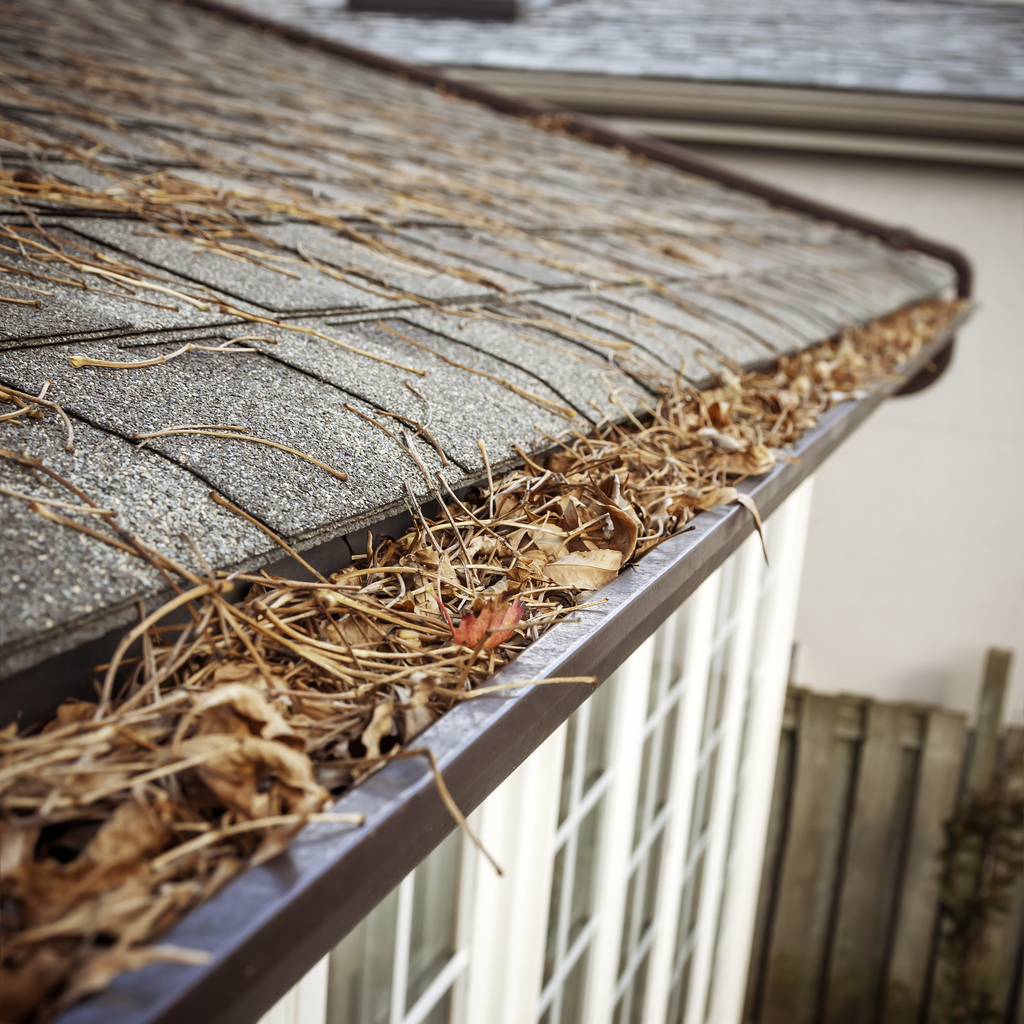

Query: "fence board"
(825, 702), (915, 1024)
(745, 680), (1022, 1024)
(985, 725), (1024, 1019)
(742, 712), (797, 1024)
(966, 649), (1012, 791)
(760, 692), (860, 1024)
(879, 709), (966, 1024)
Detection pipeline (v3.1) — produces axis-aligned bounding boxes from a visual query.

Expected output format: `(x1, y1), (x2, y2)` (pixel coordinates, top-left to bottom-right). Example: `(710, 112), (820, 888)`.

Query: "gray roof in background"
(234, 0), (1024, 101)
(0, 0), (955, 679)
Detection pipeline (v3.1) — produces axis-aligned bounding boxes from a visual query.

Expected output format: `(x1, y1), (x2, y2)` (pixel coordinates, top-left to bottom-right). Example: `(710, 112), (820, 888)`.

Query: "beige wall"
(687, 147), (1024, 723)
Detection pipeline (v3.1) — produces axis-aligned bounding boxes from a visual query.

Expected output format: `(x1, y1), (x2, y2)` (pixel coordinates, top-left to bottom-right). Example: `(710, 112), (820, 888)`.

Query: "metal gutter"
(436, 72), (1024, 146)
(52, 315), (966, 1024)
(601, 118), (1024, 169)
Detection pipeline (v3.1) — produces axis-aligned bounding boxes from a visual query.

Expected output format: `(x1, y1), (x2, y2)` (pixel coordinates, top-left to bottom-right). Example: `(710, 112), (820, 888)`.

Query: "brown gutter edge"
(175, 0), (973, 388)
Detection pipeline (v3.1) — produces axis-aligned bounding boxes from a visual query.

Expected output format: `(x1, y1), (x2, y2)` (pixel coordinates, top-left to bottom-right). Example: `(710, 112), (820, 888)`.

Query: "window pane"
(655, 706), (678, 813)
(560, 948), (589, 1024)
(687, 752), (711, 854)
(618, 868), (637, 976)
(749, 585), (774, 679)
(569, 801), (603, 947)
(632, 735), (653, 850)
(544, 844), (566, 987)
(583, 680), (614, 794)
(712, 639), (732, 731)
(648, 634), (666, 718)
(558, 715), (578, 827)
(700, 747), (720, 838)
(681, 850), (705, 947)
(326, 885), (399, 1024)
(701, 640), (732, 748)
(640, 831), (663, 936)
(419, 986), (452, 1024)
(715, 558), (740, 628)
(629, 952), (650, 1024)
(406, 829), (462, 1010)
(669, 605), (690, 688)
(667, 956), (692, 1024)
(646, 648), (661, 719)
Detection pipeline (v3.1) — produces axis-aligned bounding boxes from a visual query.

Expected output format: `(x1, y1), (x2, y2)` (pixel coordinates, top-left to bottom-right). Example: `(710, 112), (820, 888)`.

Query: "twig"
(0, 383), (75, 450)
(479, 438), (495, 519)
(215, 304), (426, 375)
(68, 340), (256, 370)
(376, 320), (575, 418)
(96, 581), (232, 716)
(0, 486), (114, 515)
(133, 426), (349, 482)
(404, 379), (434, 428)
(152, 812), (365, 868)
(209, 490), (326, 583)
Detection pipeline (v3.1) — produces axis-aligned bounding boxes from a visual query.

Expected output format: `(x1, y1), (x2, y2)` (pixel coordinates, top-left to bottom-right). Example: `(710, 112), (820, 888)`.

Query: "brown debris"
(0, 298), (963, 1021)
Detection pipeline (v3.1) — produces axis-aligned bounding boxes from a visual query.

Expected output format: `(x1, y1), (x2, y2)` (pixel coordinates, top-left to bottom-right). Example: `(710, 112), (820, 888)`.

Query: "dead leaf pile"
(0, 295), (962, 1018)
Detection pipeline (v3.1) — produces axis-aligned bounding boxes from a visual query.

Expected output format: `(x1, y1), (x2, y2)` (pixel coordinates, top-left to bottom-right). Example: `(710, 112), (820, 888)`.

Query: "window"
(538, 674), (617, 1024)
(325, 827), (470, 1024)
(666, 561), (743, 1024)
(613, 605), (689, 1024)
(703, 482), (815, 1024)
(702, 523), (777, 1020)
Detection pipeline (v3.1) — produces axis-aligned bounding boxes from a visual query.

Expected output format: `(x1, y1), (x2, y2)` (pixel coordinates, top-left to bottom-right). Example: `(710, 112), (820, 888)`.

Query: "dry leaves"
(0, 298), (963, 1021)
(451, 594), (525, 651)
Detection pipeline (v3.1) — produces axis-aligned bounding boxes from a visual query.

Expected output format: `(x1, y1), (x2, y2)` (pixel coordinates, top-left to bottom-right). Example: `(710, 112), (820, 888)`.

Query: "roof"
(0, 4), (970, 1021)
(232, 0), (1024, 102)
(0, 0), (956, 696)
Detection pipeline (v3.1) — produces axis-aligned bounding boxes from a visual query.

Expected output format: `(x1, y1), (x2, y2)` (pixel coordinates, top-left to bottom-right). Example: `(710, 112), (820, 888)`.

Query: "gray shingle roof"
(0, 0), (955, 680)
(233, 0), (1024, 101)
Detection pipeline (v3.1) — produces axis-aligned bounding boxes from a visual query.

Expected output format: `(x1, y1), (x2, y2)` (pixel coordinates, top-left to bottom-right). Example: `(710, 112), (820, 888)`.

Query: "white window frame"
(536, 669), (624, 1024)
(700, 480), (814, 1024)
(387, 824), (477, 1024)
(644, 561), (725, 1024)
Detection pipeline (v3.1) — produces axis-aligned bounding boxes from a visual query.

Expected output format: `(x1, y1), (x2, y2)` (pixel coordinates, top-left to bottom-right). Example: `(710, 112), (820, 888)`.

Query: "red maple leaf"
(451, 595), (524, 650)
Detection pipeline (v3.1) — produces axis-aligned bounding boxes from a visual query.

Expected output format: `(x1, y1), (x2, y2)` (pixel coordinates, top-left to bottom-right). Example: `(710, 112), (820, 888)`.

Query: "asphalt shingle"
(0, 0), (959, 677)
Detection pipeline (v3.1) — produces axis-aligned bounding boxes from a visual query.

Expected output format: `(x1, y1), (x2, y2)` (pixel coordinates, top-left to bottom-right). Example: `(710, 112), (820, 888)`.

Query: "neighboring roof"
(232, 0), (1024, 102)
(0, 0), (955, 690)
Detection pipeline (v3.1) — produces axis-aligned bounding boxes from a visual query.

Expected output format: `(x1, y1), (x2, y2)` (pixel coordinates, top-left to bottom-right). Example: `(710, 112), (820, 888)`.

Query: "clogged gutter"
(0, 5), (968, 1015)
(0, 295), (962, 1022)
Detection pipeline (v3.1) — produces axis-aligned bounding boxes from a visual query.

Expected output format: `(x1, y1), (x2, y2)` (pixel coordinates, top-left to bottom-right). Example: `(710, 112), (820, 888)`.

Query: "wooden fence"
(743, 650), (1023, 1024)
